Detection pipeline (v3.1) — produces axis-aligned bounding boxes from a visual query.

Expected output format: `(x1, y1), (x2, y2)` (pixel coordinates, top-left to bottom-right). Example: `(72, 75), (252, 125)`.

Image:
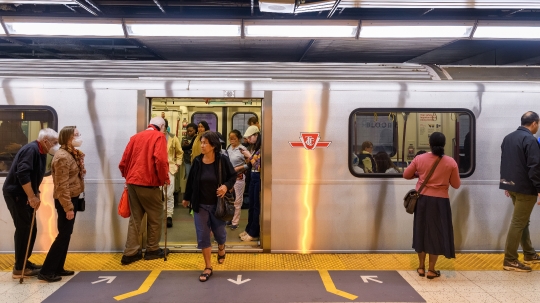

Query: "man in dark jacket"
(2, 128), (58, 279)
(500, 111), (540, 272)
(119, 117), (170, 265)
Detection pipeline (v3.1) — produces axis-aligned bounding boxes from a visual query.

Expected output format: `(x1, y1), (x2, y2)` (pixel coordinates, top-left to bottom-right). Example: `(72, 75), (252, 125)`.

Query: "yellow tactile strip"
(1, 253), (539, 271)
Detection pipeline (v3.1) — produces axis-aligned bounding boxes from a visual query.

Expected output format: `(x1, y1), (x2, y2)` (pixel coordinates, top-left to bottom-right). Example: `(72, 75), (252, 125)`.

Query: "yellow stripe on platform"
(1, 253), (539, 272)
(318, 269), (358, 301)
(113, 269), (161, 301)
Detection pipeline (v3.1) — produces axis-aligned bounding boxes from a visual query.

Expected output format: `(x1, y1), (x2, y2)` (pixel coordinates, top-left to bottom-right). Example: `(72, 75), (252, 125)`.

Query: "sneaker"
(12, 267), (40, 279)
(144, 248), (169, 260)
(167, 217), (173, 228)
(230, 225), (238, 230)
(239, 231), (247, 238)
(503, 259), (532, 272)
(524, 254), (540, 264)
(26, 261), (42, 269)
(121, 251), (143, 265)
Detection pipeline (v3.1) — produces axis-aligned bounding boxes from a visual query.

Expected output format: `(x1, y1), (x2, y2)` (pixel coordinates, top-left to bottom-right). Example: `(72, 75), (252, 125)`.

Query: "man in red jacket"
(119, 117), (170, 265)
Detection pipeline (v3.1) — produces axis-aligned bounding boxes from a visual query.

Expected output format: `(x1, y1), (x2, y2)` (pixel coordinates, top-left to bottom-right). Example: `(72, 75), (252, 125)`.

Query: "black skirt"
(412, 195), (455, 258)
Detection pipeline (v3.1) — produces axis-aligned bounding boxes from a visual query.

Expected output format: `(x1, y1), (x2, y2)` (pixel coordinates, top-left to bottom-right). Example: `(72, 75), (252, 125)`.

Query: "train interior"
(351, 111), (474, 176)
(150, 98), (262, 251)
(0, 110), (55, 173)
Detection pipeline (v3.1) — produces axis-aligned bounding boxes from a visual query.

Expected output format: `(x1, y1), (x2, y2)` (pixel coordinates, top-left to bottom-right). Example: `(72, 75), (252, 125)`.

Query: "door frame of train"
(140, 89), (271, 252)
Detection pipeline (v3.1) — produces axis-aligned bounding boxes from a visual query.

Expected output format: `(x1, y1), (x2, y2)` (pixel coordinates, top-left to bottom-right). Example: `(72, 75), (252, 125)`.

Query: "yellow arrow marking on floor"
(114, 269), (161, 301)
(318, 270), (358, 301)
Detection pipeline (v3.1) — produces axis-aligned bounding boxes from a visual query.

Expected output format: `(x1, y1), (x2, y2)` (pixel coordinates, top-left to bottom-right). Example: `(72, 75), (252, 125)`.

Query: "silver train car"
(1, 60), (540, 254)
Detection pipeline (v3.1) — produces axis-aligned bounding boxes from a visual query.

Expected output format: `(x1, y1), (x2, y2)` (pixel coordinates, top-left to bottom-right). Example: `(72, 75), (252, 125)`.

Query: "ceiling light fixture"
(473, 25), (540, 39)
(244, 20), (358, 38)
(125, 20), (241, 37)
(359, 21), (474, 38)
(3, 18), (124, 37)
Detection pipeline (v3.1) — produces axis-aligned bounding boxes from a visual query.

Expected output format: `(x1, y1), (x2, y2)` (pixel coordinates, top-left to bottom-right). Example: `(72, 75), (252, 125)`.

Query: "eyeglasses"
(74, 133), (81, 137)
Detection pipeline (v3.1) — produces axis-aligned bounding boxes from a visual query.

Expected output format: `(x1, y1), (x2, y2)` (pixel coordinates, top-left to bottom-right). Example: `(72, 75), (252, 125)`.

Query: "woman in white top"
(226, 130), (250, 230)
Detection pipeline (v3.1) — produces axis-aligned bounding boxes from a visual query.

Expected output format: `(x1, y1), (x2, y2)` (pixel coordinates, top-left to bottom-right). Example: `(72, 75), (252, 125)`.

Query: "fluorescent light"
(244, 25), (357, 38)
(5, 22), (124, 37)
(126, 24), (241, 37)
(360, 26), (472, 38)
(0, 25), (5, 36)
(474, 26), (540, 39)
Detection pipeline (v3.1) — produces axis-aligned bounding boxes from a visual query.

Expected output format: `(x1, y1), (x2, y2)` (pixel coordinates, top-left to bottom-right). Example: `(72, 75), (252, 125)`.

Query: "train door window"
(192, 112), (218, 132)
(349, 109), (475, 178)
(232, 112), (257, 137)
(0, 106), (58, 175)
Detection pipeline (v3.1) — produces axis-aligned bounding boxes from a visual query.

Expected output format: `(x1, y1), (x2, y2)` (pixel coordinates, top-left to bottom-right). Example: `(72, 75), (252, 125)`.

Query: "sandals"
(416, 268), (425, 277)
(426, 270), (441, 280)
(199, 267), (213, 282)
(217, 245), (226, 264)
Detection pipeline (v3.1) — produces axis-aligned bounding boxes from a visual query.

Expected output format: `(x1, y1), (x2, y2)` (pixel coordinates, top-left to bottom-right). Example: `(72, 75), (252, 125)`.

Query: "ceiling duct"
(258, 0), (296, 13)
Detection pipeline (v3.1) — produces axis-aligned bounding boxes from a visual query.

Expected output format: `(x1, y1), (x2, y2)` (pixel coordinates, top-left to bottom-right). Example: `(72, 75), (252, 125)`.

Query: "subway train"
(1, 60), (540, 254)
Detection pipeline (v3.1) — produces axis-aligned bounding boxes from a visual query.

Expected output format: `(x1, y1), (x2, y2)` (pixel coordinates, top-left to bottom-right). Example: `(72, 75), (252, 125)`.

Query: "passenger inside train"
(350, 111), (474, 177)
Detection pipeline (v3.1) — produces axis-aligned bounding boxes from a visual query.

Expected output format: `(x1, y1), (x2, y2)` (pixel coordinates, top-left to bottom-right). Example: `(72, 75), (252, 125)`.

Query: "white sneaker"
(239, 231), (247, 238)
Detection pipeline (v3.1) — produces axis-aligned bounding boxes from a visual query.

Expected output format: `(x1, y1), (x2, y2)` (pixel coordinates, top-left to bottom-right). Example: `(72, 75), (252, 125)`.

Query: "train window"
(0, 106), (58, 176)
(349, 109), (475, 178)
(191, 112), (218, 132)
(232, 112), (257, 137)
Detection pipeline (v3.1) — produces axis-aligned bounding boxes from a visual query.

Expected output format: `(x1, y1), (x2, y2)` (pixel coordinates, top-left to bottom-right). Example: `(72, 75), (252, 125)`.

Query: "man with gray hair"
(3, 128), (59, 279)
(119, 117), (170, 265)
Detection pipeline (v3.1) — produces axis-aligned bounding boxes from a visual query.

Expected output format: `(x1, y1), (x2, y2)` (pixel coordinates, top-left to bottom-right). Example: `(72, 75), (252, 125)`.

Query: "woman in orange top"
(403, 132), (461, 279)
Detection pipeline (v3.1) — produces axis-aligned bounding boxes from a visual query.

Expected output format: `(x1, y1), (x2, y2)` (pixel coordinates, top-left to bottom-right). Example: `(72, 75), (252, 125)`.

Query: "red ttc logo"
(289, 133), (331, 150)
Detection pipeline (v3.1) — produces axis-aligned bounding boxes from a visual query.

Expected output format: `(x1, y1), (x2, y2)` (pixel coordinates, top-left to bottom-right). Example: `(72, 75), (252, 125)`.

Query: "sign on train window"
(0, 106), (58, 176)
(232, 112), (257, 137)
(191, 112), (218, 132)
(349, 109), (475, 178)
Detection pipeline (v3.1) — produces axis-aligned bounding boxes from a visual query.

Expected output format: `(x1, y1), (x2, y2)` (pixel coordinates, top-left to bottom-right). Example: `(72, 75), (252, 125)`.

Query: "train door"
(149, 98), (263, 252)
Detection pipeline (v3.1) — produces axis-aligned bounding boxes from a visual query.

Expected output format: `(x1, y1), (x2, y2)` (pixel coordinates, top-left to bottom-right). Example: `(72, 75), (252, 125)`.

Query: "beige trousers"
(124, 184), (163, 256)
(232, 176), (245, 226)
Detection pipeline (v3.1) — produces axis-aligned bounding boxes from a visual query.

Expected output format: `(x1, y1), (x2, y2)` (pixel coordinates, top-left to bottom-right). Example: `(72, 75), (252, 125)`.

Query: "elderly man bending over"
(3, 128), (59, 278)
(119, 117), (170, 265)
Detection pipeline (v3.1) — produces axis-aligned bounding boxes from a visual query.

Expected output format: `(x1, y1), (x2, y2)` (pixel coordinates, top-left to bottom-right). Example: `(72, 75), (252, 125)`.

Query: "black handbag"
(403, 157), (441, 214)
(77, 192), (85, 212)
(214, 159), (235, 222)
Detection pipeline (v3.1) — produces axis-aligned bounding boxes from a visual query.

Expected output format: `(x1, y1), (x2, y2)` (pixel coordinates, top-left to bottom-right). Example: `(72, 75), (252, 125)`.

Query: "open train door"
(140, 95), (267, 253)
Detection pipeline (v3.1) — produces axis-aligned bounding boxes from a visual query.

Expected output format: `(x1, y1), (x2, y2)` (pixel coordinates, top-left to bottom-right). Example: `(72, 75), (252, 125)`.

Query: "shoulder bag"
(77, 192), (85, 212)
(214, 158), (236, 222)
(403, 156), (441, 214)
(118, 185), (131, 218)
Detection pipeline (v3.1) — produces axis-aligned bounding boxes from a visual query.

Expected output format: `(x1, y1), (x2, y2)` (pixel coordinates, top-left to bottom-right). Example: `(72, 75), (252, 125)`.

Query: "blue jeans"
(194, 204), (226, 249)
(245, 172), (261, 238)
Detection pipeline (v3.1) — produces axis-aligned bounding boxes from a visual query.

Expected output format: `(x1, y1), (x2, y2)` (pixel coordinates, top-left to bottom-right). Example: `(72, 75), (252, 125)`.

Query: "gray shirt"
(227, 145), (246, 168)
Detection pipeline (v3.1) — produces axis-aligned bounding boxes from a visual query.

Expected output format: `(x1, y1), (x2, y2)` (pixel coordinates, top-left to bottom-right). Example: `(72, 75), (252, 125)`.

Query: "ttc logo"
(289, 132), (331, 150)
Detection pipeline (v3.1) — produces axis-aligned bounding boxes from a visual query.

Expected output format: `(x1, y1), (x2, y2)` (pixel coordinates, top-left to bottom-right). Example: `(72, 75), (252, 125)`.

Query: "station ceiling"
(0, 1), (540, 65)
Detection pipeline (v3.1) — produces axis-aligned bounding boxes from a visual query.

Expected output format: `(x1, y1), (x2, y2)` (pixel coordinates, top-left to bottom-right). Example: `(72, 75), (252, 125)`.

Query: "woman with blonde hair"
(38, 126), (85, 283)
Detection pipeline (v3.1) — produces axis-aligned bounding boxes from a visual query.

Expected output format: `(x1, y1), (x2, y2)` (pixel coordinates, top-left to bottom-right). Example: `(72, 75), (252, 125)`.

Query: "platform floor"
(1, 253), (540, 302)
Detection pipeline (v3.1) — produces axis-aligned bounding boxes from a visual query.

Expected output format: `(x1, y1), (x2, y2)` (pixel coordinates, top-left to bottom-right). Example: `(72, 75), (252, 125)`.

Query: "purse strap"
(418, 156), (442, 194)
(218, 157), (222, 185)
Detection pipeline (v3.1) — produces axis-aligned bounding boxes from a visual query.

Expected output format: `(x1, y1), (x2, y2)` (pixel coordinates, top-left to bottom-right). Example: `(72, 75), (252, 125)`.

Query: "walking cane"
(20, 208), (36, 284)
(163, 184), (168, 261)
